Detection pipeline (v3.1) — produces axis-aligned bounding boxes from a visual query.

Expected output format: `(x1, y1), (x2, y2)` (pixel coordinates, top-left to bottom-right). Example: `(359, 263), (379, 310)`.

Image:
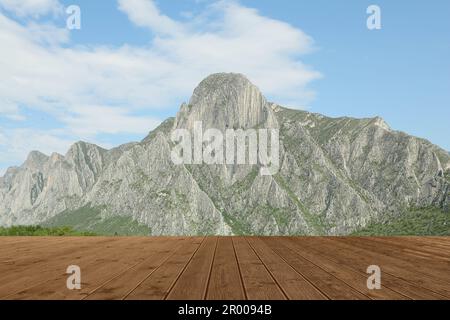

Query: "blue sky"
(0, 0), (449, 174)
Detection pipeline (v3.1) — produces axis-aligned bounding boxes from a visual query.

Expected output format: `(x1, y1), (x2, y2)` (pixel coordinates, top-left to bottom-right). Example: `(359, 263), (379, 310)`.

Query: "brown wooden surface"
(0, 237), (449, 300)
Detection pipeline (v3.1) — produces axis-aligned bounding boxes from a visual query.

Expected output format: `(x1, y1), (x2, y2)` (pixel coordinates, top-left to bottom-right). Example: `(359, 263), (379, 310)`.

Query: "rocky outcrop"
(0, 73), (449, 235)
(174, 73), (278, 131)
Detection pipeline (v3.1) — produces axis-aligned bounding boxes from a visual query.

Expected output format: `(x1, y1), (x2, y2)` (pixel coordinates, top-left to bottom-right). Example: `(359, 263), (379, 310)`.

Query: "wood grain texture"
(0, 237), (448, 300)
(206, 237), (245, 300)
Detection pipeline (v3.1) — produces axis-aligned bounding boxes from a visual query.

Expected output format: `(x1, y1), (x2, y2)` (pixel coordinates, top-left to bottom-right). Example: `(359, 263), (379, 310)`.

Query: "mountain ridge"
(1, 73), (449, 235)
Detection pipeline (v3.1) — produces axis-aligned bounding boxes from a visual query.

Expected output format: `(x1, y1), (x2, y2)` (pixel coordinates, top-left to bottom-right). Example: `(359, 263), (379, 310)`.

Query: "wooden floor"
(0, 237), (449, 300)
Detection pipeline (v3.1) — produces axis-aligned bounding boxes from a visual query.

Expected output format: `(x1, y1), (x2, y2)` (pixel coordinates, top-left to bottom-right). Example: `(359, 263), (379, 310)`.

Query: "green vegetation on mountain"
(0, 225), (95, 236)
(44, 205), (151, 236)
(445, 169), (450, 183)
(352, 208), (450, 236)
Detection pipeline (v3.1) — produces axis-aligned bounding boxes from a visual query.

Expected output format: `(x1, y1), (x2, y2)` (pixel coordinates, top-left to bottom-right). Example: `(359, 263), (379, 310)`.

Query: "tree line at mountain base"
(0, 207), (448, 236)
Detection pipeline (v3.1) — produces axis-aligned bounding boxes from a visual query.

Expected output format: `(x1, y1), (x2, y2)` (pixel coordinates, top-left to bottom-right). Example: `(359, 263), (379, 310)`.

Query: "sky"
(0, 0), (449, 175)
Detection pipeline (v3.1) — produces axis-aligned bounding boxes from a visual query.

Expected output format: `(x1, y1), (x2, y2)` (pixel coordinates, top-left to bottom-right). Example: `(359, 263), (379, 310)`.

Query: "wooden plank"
(166, 237), (217, 300)
(125, 237), (204, 300)
(369, 237), (450, 262)
(272, 237), (409, 300)
(84, 238), (185, 300)
(0, 237), (448, 300)
(0, 238), (123, 298)
(343, 237), (450, 275)
(313, 237), (447, 300)
(206, 237), (245, 300)
(264, 238), (369, 300)
(0, 237), (107, 274)
(335, 238), (450, 297)
(247, 237), (327, 300)
(414, 237), (450, 247)
(0, 237), (72, 255)
(233, 237), (285, 300)
(5, 237), (156, 299)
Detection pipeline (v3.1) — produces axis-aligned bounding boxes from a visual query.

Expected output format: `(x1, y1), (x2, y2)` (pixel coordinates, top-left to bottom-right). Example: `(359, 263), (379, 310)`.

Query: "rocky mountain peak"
(371, 116), (391, 131)
(189, 73), (262, 105)
(24, 151), (49, 170)
(174, 73), (276, 130)
(65, 141), (105, 157)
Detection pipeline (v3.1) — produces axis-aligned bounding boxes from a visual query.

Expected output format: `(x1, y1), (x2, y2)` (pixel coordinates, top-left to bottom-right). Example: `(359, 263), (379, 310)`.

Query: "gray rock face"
(174, 73), (278, 131)
(1, 73), (449, 235)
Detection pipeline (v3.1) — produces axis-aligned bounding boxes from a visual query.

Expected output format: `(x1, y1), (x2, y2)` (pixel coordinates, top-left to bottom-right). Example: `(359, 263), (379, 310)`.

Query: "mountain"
(1, 73), (449, 235)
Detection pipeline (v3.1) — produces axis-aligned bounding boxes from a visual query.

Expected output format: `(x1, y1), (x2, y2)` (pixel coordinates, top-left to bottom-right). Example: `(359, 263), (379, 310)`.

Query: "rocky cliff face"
(174, 73), (278, 131)
(1, 73), (449, 235)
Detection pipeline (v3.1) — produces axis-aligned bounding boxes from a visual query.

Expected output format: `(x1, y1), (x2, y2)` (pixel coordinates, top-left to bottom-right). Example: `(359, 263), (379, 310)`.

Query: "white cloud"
(0, 128), (74, 169)
(0, 0), (321, 114)
(62, 105), (161, 137)
(0, 0), (322, 172)
(0, 99), (25, 121)
(116, 0), (321, 103)
(0, 0), (62, 18)
(118, 0), (183, 36)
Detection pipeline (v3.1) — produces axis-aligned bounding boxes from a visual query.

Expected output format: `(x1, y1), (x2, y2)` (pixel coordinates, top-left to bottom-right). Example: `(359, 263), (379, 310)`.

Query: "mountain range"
(0, 73), (449, 235)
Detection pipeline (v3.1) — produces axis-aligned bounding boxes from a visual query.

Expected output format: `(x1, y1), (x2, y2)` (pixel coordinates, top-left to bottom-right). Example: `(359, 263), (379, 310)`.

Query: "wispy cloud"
(0, 127), (74, 167)
(0, 0), (62, 18)
(118, 0), (183, 36)
(62, 105), (161, 137)
(117, 0), (321, 103)
(0, 99), (25, 121)
(0, 0), (321, 173)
